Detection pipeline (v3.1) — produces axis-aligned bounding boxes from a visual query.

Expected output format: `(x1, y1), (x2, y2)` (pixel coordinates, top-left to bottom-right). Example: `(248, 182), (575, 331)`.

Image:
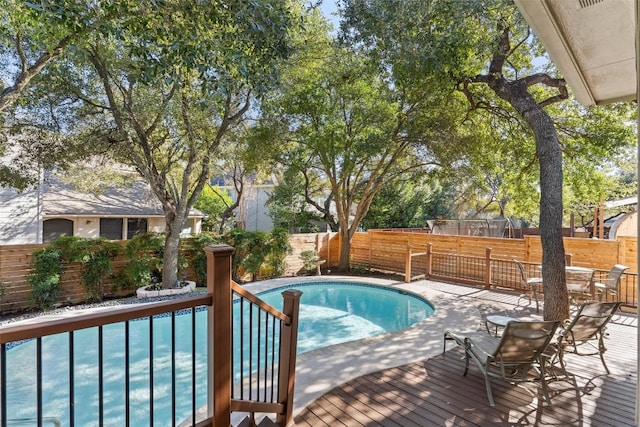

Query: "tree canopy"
(339, 0), (636, 320)
(259, 10), (471, 269)
(25, 1), (295, 287)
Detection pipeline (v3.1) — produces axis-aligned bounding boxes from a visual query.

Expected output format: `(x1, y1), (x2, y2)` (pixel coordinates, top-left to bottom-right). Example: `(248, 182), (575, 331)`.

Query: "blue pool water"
(3, 281), (433, 426)
(256, 282), (434, 352)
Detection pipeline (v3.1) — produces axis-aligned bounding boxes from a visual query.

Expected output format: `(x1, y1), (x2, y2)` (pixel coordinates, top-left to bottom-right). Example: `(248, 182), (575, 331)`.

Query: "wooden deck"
(290, 285), (637, 427)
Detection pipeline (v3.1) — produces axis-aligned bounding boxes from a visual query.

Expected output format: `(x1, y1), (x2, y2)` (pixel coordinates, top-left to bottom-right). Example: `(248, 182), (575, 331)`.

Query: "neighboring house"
(214, 176), (337, 233)
(233, 183), (275, 232)
(214, 176), (275, 232)
(0, 178), (204, 245)
(0, 183), (41, 244)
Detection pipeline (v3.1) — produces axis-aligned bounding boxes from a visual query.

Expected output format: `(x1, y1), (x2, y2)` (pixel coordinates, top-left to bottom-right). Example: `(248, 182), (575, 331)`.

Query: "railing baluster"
(191, 308), (196, 425)
(239, 297), (244, 400)
(99, 325), (104, 427)
(1, 343), (6, 427)
(171, 312), (176, 427)
(125, 321), (130, 427)
(69, 331), (74, 427)
(257, 308), (261, 400)
(231, 301), (235, 401)
(149, 316), (154, 426)
(270, 316), (276, 403)
(263, 310), (268, 402)
(37, 337), (42, 426)
(249, 303), (253, 400)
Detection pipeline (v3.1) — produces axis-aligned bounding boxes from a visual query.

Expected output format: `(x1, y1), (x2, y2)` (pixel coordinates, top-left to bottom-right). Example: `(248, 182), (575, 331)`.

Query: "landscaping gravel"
(0, 290), (208, 326)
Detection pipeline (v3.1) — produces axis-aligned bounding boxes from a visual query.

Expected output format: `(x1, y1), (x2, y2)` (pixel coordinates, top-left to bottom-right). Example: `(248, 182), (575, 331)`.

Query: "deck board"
(292, 317), (637, 427)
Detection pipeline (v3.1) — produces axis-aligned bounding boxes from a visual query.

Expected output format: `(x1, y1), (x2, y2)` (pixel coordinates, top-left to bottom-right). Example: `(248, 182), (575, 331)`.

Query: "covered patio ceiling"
(514, 0), (636, 106)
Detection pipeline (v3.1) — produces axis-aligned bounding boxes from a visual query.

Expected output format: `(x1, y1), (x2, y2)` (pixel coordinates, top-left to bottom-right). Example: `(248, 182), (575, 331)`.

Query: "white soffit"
(515, 0), (636, 106)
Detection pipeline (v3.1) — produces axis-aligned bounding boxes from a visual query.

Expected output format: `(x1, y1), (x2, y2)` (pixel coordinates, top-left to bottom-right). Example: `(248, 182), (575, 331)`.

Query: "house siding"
(232, 186), (274, 232)
(0, 186), (41, 244)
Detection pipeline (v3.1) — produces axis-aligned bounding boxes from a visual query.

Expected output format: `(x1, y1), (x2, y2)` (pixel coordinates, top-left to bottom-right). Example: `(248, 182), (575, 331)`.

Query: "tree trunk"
(337, 227), (351, 271)
(162, 216), (183, 289)
(527, 109), (570, 321)
(499, 83), (569, 321)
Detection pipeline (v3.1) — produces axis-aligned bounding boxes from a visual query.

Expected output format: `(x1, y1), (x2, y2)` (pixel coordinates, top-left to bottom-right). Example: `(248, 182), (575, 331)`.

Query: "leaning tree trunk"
(526, 108), (570, 321)
(500, 83), (570, 322)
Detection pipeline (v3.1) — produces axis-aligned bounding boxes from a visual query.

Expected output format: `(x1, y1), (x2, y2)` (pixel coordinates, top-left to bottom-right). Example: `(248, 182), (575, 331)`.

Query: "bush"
(185, 233), (225, 285)
(300, 249), (321, 273)
(50, 236), (121, 302)
(114, 233), (165, 290)
(28, 248), (63, 310)
(222, 228), (291, 282)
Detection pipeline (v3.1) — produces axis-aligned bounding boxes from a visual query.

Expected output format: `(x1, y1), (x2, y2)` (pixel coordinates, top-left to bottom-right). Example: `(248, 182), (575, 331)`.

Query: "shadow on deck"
(290, 280), (637, 427)
(292, 344), (636, 426)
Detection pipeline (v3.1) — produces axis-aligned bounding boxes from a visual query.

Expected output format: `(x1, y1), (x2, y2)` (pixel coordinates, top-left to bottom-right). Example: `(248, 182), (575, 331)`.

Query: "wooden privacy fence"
(0, 230), (637, 314)
(0, 241), (199, 315)
(346, 230), (638, 308)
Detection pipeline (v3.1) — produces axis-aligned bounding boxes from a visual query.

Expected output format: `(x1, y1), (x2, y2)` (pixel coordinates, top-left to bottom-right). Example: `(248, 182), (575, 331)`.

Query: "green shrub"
(267, 228), (291, 278)
(28, 248), (63, 310)
(185, 233), (225, 285)
(114, 233), (165, 290)
(222, 228), (291, 282)
(50, 236), (121, 302)
(300, 249), (320, 273)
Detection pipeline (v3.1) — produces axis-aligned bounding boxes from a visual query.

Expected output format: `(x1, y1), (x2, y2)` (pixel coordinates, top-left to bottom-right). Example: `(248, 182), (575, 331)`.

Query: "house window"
(181, 218), (194, 236)
(43, 219), (74, 243)
(100, 218), (123, 240)
(127, 218), (148, 239)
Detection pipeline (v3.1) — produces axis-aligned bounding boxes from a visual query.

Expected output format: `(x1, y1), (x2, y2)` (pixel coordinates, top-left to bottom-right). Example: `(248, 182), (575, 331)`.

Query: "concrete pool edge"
(241, 275), (482, 416)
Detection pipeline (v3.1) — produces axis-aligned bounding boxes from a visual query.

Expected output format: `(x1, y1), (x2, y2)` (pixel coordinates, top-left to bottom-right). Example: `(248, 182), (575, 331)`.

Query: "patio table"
(485, 315), (516, 336)
(536, 265), (596, 302)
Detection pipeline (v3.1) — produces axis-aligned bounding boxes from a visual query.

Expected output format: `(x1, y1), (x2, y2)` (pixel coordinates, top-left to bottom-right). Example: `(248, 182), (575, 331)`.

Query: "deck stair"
(236, 414), (279, 427)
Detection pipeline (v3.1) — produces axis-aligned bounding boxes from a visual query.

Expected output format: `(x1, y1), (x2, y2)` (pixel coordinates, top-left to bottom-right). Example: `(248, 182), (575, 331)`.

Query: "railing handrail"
(231, 281), (290, 323)
(0, 294), (212, 344)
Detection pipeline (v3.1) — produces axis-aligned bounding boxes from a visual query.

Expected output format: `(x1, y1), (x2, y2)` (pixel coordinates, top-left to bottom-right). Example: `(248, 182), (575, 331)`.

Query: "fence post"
(277, 289), (303, 427)
(326, 231), (331, 270)
(426, 243), (433, 278)
(369, 231), (373, 271)
(485, 247), (492, 289)
(405, 245), (413, 283)
(204, 244), (234, 427)
(565, 252), (573, 266)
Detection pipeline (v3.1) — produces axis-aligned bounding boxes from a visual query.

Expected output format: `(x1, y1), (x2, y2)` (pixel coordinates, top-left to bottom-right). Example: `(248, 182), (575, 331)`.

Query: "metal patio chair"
(443, 320), (560, 406)
(594, 264), (629, 302)
(549, 301), (622, 375)
(514, 259), (543, 312)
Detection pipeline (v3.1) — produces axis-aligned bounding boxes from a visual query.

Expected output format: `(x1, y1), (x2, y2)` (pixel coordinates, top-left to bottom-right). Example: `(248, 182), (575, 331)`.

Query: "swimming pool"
(255, 282), (434, 353)
(3, 281), (433, 426)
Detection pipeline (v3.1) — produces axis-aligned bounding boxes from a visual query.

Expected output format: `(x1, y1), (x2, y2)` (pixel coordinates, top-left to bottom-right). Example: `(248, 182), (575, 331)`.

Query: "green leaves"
(28, 247), (62, 310)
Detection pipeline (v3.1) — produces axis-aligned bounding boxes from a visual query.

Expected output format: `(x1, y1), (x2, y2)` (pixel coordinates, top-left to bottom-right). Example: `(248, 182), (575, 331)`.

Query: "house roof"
(514, 0), (637, 106)
(42, 179), (204, 218)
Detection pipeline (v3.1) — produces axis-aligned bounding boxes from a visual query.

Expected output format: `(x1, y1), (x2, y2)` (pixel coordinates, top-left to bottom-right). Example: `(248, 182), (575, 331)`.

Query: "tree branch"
(0, 34), (74, 112)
